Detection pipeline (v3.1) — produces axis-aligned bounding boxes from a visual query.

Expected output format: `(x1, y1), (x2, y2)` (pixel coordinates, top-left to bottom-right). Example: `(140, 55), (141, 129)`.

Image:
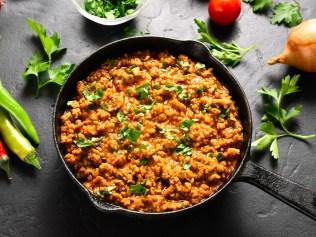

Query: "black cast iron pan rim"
(53, 36), (252, 216)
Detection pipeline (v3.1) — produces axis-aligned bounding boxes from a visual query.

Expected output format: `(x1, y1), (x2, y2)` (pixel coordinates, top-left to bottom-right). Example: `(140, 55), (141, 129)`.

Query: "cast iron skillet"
(53, 36), (316, 220)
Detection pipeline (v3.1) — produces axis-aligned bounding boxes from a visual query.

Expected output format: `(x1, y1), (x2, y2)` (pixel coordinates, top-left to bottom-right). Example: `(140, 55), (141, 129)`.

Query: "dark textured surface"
(0, 0), (316, 236)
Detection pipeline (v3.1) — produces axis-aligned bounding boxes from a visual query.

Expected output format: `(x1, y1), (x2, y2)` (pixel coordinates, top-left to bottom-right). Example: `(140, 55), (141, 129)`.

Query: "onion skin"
(268, 19), (316, 72)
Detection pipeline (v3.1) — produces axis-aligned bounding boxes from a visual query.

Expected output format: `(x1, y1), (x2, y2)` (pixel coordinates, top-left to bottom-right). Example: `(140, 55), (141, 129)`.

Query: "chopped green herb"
(127, 64), (138, 74)
(159, 127), (178, 140)
(162, 61), (168, 69)
(178, 92), (192, 101)
(101, 186), (116, 195)
(67, 100), (75, 107)
(136, 83), (150, 100)
(202, 104), (209, 113)
(129, 183), (148, 195)
(177, 60), (190, 69)
(139, 143), (147, 150)
(153, 84), (161, 90)
(243, 0), (272, 13)
(219, 108), (230, 119)
(180, 120), (195, 132)
(117, 111), (125, 123)
(183, 162), (191, 170)
(139, 158), (149, 166)
(175, 142), (193, 156)
(196, 87), (205, 95)
(164, 84), (183, 95)
(217, 152), (225, 161)
(100, 104), (108, 111)
(83, 88), (104, 102)
(74, 137), (102, 148)
(119, 127), (141, 144)
(195, 62), (206, 71)
(85, 0), (140, 19)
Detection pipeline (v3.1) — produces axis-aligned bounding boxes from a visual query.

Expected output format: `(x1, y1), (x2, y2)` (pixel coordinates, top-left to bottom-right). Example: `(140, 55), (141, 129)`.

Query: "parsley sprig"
(194, 19), (255, 67)
(243, 0), (272, 12)
(271, 1), (302, 27)
(22, 18), (74, 96)
(252, 75), (316, 159)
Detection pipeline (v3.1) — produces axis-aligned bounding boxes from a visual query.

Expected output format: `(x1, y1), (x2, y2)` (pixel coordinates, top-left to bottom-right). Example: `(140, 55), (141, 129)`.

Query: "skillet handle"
(236, 160), (316, 221)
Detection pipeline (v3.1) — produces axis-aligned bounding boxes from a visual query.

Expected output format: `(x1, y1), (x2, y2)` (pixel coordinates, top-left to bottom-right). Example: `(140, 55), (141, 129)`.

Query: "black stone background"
(0, 0), (316, 236)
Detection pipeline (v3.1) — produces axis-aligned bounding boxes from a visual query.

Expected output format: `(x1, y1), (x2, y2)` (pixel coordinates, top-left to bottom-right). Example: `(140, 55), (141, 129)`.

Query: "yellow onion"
(268, 19), (316, 72)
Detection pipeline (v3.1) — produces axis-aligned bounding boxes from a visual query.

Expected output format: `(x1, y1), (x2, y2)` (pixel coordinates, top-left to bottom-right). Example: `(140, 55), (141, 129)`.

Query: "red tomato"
(208, 0), (241, 26)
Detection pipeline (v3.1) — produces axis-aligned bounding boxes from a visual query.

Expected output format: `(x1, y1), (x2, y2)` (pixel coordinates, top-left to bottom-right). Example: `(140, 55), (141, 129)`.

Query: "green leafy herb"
(153, 84), (161, 89)
(101, 186), (116, 195)
(129, 183), (148, 195)
(119, 127), (141, 144)
(195, 62), (206, 71)
(117, 111), (125, 123)
(252, 75), (315, 159)
(217, 152), (225, 161)
(27, 18), (65, 63)
(175, 142), (193, 156)
(22, 18), (74, 96)
(164, 84), (183, 95)
(74, 137), (102, 148)
(194, 19), (255, 67)
(85, 0), (140, 19)
(83, 88), (104, 102)
(139, 158), (149, 166)
(123, 26), (150, 37)
(243, 0), (272, 13)
(139, 143), (147, 150)
(162, 62), (168, 69)
(136, 83), (150, 100)
(177, 60), (190, 70)
(159, 127), (178, 140)
(202, 104), (209, 113)
(178, 92), (192, 102)
(196, 87), (205, 95)
(183, 162), (191, 170)
(219, 108), (231, 119)
(271, 1), (302, 27)
(180, 120), (195, 132)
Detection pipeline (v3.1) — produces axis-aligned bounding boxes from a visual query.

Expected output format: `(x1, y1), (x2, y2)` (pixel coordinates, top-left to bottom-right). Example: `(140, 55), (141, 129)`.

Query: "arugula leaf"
(117, 111), (126, 123)
(22, 52), (49, 79)
(139, 158), (149, 166)
(83, 88), (104, 102)
(129, 183), (148, 195)
(271, 1), (302, 27)
(119, 127), (141, 144)
(180, 120), (195, 132)
(74, 137), (102, 148)
(243, 0), (272, 12)
(194, 19), (255, 67)
(136, 83), (150, 100)
(252, 75), (315, 159)
(183, 163), (191, 170)
(27, 18), (65, 63)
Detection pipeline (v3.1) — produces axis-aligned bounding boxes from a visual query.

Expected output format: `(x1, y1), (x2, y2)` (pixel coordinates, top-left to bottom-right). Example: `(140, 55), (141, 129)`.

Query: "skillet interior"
(53, 36), (252, 216)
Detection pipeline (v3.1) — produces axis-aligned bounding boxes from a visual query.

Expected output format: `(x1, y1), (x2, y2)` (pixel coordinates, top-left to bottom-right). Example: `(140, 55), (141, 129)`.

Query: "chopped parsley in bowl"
(85, 0), (140, 19)
(71, 0), (148, 25)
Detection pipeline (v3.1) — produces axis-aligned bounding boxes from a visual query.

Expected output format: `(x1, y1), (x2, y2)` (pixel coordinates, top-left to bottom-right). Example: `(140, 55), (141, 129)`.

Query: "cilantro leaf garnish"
(252, 75), (315, 159)
(119, 126), (141, 144)
(183, 162), (191, 170)
(194, 19), (255, 67)
(139, 158), (149, 166)
(74, 137), (102, 148)
(164, 84), (183, 95)
(117, 111), (126, 123)
(136, 83), (150, 100)
(219, 108), (231, 119)
(175, 142), (193, 156)
(83, 88), (104, 102)
(243, 0), (272, 13)
(180, 120), (195, 132)
(195, 62), (206, 71)
(129, 183), (148, 195)
(271, 1), (302, 27)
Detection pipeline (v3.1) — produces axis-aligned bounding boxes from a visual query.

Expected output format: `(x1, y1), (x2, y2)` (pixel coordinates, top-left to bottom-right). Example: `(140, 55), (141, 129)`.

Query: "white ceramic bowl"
(71, 0), (148, 25)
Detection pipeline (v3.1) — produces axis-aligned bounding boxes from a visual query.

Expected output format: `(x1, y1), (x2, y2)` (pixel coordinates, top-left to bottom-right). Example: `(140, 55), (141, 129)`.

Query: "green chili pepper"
(0, 80), (39, 144)
(0, 107), (41, 169)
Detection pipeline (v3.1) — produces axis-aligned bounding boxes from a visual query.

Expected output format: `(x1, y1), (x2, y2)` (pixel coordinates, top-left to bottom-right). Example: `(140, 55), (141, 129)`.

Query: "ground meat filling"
(60, 50), (244, 212)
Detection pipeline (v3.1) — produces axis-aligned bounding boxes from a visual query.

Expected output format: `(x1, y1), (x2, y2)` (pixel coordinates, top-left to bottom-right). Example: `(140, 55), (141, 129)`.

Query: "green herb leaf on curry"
(74, 137), (102, 148)
(136, 83), (150, 100)
(129, 183), (148, 195)
(119, 127), (141, 144)
(83, 88), (104, 102)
